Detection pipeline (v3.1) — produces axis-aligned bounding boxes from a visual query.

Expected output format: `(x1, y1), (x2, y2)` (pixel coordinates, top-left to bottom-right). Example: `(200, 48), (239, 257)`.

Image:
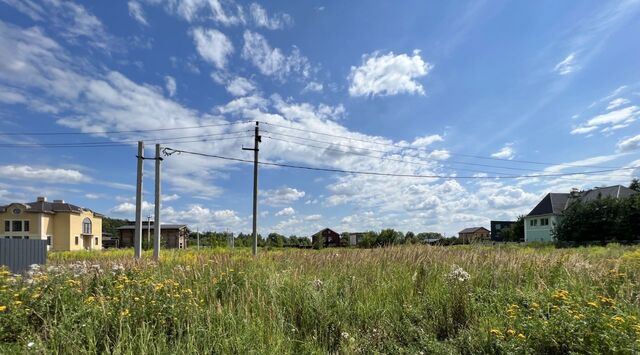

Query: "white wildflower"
(446, 265), (470, 282)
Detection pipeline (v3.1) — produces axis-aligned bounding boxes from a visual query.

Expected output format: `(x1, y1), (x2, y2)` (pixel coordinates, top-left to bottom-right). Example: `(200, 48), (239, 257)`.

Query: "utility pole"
(147, 215), (151, 250)
(134, 141), (144, 259)
(197, 228), (200, 250)
(153, 144), (162, 261)
(242, 122), (260, 256)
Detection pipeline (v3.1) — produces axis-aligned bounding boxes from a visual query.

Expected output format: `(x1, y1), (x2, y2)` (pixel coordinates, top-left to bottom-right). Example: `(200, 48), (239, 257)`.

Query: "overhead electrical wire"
(260, 122), (621, 169)
(161, 146), (639, 180)
(0, 120), (255, 136)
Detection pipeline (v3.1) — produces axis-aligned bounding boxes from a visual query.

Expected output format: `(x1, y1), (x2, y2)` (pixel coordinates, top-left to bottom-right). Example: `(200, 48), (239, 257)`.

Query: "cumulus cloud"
(260, 187), (305, 206)
(617, 134), (640, 152)
(302, 81), (323, 93)
(226, 76), (256, 96)
(411, 134), (443, 147)
(275, 207), (295, 216)
(554, 53), (578, 75)
(241, 30), (311, 80)
(191, 28), (234, 69)
(0, 165), (88, 183)
(304, 214), (322, 221)
(491, 143), (515, 160)
(128, 1), (148, 25)
(164, 75), (176, 97)
(607, 98), (630, 110)
(348, 50), (432, 97)
(164, 0), (244, 25)
(249, 3), (292, 30)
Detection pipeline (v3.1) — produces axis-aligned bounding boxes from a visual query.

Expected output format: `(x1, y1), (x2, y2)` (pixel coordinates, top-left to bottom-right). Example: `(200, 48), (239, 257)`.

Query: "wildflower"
(598, 296), (616, 307)
(490, 329), (503, 337)
(27, 342), (34, 348)
(612, 316), (625, 324)
(85, 296), (95, 304)
(0, 305), (6, 312)
(517, 333), (526, 340)
(446, 265), (470, 282)
(506, 329), (516, 336)
(313, 279), (324, 290)
(121, 309), (130, 317)
(552, 289), (569, 302)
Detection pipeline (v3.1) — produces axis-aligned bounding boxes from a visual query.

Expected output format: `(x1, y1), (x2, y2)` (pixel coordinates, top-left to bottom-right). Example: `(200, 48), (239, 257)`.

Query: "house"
(312, 228), (341, 247)
(490, 220), (516, 241)
(0, 196), (103, 251)
(101, 232), (119, 249)
(458, 227), (490, 242)
(346, 232), (366, 246)
(116, 222), (189, 249)
(524, 185), (637, 242)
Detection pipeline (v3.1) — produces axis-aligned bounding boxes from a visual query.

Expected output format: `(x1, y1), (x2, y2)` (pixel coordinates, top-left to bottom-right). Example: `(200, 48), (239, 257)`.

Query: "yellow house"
(0, 197), (103, 251)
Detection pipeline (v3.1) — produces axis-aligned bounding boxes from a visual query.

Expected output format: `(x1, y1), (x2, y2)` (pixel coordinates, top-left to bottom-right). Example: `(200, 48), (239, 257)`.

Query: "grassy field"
(1, 245), (640, 354)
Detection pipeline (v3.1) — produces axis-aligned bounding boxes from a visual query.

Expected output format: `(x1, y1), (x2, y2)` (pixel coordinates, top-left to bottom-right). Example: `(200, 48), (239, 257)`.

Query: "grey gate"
(0, 239), (47, 273)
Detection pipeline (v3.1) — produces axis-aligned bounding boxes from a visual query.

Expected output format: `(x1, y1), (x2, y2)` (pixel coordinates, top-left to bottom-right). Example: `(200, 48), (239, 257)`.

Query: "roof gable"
(459, 227), (489, 234)
(528, 193), (569, 216)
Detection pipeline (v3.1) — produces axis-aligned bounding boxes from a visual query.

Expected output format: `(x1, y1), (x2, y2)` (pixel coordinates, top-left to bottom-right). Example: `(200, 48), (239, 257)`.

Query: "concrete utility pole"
(153, 144), (162, 261)
(243, 122), (261, 256)
(197, 228), (200, 250)
(134, 141), (144, 259)
(147, 215), (151, 250)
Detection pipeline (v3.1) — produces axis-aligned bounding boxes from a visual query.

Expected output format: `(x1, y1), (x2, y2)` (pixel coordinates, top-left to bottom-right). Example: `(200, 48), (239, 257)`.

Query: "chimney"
(37, 196), (47, 202)
(53, 199), (64, 203)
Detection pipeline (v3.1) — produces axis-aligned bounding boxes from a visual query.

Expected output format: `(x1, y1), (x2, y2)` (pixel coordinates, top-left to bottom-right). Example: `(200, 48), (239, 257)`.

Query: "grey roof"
(528, 185), (637, 216)
(0, 200), (102, 216)
(116, 224), (188, 230)
(459, 227), (489, 234)
(527, 193), (570, 216)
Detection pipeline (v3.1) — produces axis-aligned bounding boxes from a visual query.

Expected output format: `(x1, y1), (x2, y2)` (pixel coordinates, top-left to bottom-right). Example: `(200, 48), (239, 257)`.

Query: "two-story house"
(0, 197), (103, 251)
(525, 185), (637, 242)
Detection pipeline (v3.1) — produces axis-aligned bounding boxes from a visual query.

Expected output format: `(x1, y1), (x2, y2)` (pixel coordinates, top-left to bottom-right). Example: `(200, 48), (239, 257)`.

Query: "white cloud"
(302, 81), (323, 93)
(163, 194), (181, 202)
(164, 0), (245, 25)
(571, 106), (639, 135)
(491, 143), (515, 160)
(241, 30), (311, 80)
(191, 28), (234, 69)
(275, 207), (295, 216)
(260, 187), (305, 206)
(304, 214), (322, 221)
(0, 165), (87, 183)
(554, 53), (578, 75)
(617, 134), (640, 152)
(128, 1), (148, 26)
(348, 50), (432, 97)
(164, 75), (176, 97)
(226, 76), (256, 96)
(249, 3), (292, 30)
(607, 98), (630, 110)
(411, 134), (443, 147)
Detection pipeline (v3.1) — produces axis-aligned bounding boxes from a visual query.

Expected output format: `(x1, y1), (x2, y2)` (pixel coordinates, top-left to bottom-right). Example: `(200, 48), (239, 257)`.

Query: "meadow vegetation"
(1, 244), (640, 354)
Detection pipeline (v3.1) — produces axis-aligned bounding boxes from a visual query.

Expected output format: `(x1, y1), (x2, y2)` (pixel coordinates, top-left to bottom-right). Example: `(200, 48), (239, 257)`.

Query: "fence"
(0, 239), (48, 273)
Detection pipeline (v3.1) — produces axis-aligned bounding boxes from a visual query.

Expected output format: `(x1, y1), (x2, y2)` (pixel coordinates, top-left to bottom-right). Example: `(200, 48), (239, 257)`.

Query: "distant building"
(346, 232), (366, 246)
(0, 196), (103, 251)
(101, 232), (119, 249)
(524, 185), (637, 242)
(312, 228), (341, 247)
(117, 222), (189, 249)
(458, 227), (490, 243)
(490, 221), (516, 241)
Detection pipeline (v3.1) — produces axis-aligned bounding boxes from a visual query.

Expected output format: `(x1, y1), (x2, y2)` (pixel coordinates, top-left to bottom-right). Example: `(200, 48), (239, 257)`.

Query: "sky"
(0, 0), (639, 237)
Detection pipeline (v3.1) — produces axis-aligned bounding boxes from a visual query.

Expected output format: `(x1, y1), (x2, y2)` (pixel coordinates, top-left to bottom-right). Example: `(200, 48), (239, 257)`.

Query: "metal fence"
(0, 239), (47, 273)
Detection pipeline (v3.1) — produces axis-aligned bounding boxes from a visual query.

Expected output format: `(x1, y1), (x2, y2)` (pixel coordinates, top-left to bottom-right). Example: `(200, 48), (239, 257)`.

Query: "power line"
(261, 122), (620, 169)
(0, 131), (252, 148)
(0, 120), (255, 137)
(162, 147), (639, 180)
(0, 135), (253, 149)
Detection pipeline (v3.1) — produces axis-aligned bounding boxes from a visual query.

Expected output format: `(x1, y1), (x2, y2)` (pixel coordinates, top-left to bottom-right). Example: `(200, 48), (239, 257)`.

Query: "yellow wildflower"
(85, 296), (95, 304)
(517, 333), (526, 340)
(31, 293), (41, 299)
(530, 302), (540, 310)
(612, 316), (625, 324)
(0, 305), (6, 312)
(598, 296), (616, 307)
(121, 309), (130, 317)
(506, 329), (516, 336)
(552, 289), (569, 302)
(490, 329), (503, 337)
(587, 301), (599, 308)
(13, 300), (22, 306)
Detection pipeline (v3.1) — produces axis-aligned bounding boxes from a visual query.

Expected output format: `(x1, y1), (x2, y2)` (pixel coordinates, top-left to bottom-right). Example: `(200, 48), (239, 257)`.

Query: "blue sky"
(0, 0), (639, 237)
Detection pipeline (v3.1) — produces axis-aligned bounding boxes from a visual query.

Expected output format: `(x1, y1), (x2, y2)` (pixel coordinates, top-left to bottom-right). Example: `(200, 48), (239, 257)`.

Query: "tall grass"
(1, 245), (639, 353)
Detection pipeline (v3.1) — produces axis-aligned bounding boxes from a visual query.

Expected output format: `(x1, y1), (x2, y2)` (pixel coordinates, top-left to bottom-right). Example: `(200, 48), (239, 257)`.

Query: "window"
(95, 237), (98, 245)
(541, 218), (549, 226)
(24, 236), (29, 240)
(496, 223), (502, 229)
(82, 218), (92, 235)
(12, 236), (21, 239)
(12, 208), (21, 215)
(47, 236), (52, 246)
(12, 220), (22, 232)
(75, 236), (79, 245)
(4, 221), (9, 232)
(4, 236), (9, 239)
(23, 221), (29, 232)
(529, 219), (538, 227)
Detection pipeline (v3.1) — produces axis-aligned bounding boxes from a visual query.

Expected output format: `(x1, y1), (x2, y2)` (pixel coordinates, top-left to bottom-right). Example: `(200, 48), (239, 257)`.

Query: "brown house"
(458, 227), (490, 243)
(312, 228), (342, 247)
(117, 222), (189, 249)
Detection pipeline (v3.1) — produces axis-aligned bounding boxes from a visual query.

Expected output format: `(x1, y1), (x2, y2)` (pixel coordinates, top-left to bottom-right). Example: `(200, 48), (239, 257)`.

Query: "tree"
(498, 216), (525, 242)
(267, 233), (286, 247)
(102, 217), (129, 237)
(630, 178), (640, 192)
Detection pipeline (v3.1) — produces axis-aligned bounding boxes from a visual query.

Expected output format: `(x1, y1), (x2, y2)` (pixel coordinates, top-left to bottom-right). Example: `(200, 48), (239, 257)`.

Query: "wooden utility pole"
(153, 144), (162, 261)
(134, 141), (144, 259)
(243, 122), (260, 256)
